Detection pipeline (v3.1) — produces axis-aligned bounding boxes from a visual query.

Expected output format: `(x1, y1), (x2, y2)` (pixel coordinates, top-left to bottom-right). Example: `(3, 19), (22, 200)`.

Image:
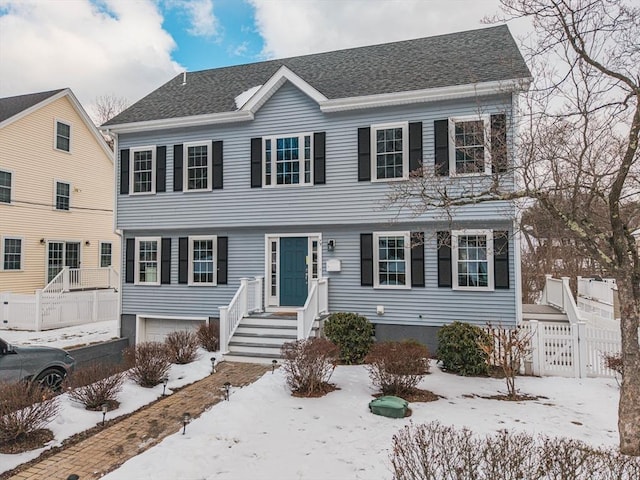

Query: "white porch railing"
(540, 275), (583, 324)
(577, 277), (616, 305)
(68, 267), (119, 291)
(219, 276), (264, 353)
(297, 278), (329, 340)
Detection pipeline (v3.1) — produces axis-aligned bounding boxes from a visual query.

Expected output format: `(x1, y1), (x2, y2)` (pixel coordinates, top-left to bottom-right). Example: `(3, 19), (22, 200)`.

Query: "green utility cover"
(369, 396), (408, 419)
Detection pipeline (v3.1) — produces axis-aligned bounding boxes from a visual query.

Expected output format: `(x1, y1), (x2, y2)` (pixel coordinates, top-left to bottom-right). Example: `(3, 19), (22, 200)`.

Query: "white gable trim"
(240, 65), (328, 113)
(319, 78), (532, 113)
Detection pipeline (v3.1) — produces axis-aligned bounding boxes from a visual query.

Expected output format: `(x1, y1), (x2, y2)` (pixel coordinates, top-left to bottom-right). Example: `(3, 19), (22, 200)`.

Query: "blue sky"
(0, 0), (528, 120)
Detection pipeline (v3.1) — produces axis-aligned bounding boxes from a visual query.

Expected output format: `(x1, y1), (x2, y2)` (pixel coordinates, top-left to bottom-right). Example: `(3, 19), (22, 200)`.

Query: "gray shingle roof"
(0, 89), (66, 124)
(105, 25), (530, 126)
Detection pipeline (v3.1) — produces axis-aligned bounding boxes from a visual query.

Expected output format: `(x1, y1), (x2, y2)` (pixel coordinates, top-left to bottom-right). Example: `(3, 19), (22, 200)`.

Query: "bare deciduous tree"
(92, 94), (128, 149)
(388, 0), (640, 454)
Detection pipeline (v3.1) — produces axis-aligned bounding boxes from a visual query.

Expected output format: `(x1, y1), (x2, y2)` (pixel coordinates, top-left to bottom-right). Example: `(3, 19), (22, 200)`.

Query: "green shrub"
(436, 321), (491, 376)
(323, 312), (374, 364)
(365, 340), (430, 395)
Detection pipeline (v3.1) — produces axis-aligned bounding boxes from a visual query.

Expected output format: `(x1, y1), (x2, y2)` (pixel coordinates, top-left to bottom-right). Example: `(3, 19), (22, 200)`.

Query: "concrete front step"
(228, 342), (283, 355)
(223, 351), (282, 364)
(233, 332), (297, 345)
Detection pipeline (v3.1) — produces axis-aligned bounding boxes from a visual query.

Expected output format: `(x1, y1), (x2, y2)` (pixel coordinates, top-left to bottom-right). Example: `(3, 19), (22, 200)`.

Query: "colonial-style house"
(0, 88), (119, 297)
(103, 25), (531, 360)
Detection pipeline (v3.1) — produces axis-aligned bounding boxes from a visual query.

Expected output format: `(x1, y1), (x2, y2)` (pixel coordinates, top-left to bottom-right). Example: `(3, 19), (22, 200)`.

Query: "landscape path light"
(224, 381), (231, 401)
(210, 356), (216, 374)
(162, 376), (169, 396)
(101, 403), (108, 426)
(272, 359), (278, 374)
(182, 412), (191, 435)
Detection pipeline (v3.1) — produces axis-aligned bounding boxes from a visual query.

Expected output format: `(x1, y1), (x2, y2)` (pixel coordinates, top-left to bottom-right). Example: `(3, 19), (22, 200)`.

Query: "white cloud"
(0, 0), (183, 121)
(182, 0), (219, 38)
(248, 0), (530, 59)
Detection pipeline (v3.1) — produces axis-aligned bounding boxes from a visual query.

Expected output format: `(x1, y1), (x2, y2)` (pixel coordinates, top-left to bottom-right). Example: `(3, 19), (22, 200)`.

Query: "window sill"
(373, 284), (411, 290)
(452, 286), (495, 292)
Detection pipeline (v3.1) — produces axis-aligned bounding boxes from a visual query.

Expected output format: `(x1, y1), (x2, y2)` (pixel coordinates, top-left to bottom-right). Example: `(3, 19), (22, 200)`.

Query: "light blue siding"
(118, 81), (518, 328)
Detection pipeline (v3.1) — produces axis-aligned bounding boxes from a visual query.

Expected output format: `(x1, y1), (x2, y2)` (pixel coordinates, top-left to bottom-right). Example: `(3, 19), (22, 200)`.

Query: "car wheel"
(35, 368), (66, 391)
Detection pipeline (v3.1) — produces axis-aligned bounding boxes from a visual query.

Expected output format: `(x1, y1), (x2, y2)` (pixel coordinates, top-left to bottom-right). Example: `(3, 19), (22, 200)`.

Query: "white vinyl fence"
(1, 290), (118, 331)
(522, 320), (621, 378)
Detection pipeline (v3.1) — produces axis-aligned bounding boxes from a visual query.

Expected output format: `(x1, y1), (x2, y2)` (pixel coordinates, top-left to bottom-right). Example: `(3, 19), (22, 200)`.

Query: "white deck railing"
(577, 277), (616, 305)
(219, 276), (263, 353)
(297, 278), (329, 340)
(68, 267), (119, 291)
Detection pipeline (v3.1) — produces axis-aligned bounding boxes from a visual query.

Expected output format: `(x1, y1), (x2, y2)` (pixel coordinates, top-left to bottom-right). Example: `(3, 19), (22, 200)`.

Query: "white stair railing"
(297, 278), (329, 340)
(36, 267), (68, 331)
(219, 276), (264, 353)
(541, 275), (584, 325)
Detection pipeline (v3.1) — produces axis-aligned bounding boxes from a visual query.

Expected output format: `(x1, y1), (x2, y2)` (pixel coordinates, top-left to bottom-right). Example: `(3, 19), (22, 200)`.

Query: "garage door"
(140, 318), (204, 343)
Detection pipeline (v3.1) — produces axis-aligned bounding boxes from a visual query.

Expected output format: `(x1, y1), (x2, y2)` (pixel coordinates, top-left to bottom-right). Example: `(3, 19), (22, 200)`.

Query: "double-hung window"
(55, 181), (70, 211)
(55, 121), (71, 152)
(100, 242), (112, 267)
(372, 122), (408, 181)
(130, 147), (156, 194)
(135, 237), (160, 285)
(0, 170), (12, 204)
(449, 116), (491, 175)
(188, 235), (216, 285)
(373, 231), (411, 288)
(452, 229), (494, 291)
(2, 237), (22, 271)
(184, 142), (211, 191)
(263, 133), (312, 186)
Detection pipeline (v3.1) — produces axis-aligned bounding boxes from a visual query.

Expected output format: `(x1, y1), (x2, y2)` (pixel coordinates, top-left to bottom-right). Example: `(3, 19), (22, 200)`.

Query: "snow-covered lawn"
(1, 323), (621, 479)
(0, 320), (119, 349)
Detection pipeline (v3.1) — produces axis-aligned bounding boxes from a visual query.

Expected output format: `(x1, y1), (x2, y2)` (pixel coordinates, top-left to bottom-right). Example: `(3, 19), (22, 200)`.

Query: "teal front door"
(280, 237), (308, 307)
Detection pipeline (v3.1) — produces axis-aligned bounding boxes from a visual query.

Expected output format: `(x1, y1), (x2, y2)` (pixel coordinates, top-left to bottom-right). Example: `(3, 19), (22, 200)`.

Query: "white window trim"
(188, 235), (217, 286)
(370, 122), (409, 182)
(134, 236), (161, 286)
(53, 179), (71, 211)
(262, 133), (314, 188)
(129, 146), (156, 196)
(373, 231), (411, 289)
(448, 115), (491, 176)
(1, 236), (24, 272)
(99, 241), (113, 268)
(0, 168), (14, 205)
(183, 141), (212, 192)
(54, 119), (72, 153)
(451, 229), (494, 292)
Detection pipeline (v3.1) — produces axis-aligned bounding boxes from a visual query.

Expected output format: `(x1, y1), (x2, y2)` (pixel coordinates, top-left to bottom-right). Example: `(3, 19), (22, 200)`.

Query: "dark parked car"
(0, 337), (75, 389)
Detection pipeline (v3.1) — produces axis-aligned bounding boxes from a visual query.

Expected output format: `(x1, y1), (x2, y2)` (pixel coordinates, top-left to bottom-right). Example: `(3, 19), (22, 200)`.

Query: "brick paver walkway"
(7, 362), (270, 480)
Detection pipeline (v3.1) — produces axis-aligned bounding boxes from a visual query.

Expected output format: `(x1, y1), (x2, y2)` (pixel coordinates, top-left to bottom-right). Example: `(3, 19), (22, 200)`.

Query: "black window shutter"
(437, 231), (452, 287)
(178, 237), (188, 284)
(120, 149), (130, 194)
(494, 230), (510, 289)
(434, 120), (449, 176)
(156, 146), (166, 193)
(491, 114), (508, 174)
(360, 233), (374, 286)
(409, 122), (423, 173)
(173, 144), (183, 192)
(212, 140), (223, 189)
(411, 232), (425, 287)
(125, 238), (134, 283)
(161, 238), (171, 285)
(313, 132), (326, 185)
(250, 138), (262, 188)
(357, 127), (371, 181)
(217, 236), (228, 284)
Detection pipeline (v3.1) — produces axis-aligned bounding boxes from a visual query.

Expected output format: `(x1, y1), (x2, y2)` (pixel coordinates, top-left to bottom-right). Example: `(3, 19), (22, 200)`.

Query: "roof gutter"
(319, 78), (532, 113)
(101, 110), (254, 134)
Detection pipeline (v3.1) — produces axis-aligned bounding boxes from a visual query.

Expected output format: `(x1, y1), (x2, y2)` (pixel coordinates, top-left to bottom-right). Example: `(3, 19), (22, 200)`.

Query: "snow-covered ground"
(0, 320), (119, 349)
(1, 323), (621, 479)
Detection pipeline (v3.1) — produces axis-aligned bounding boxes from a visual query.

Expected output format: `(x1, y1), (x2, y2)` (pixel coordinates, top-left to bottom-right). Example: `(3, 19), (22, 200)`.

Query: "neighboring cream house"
(0, 88), (119, 294)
